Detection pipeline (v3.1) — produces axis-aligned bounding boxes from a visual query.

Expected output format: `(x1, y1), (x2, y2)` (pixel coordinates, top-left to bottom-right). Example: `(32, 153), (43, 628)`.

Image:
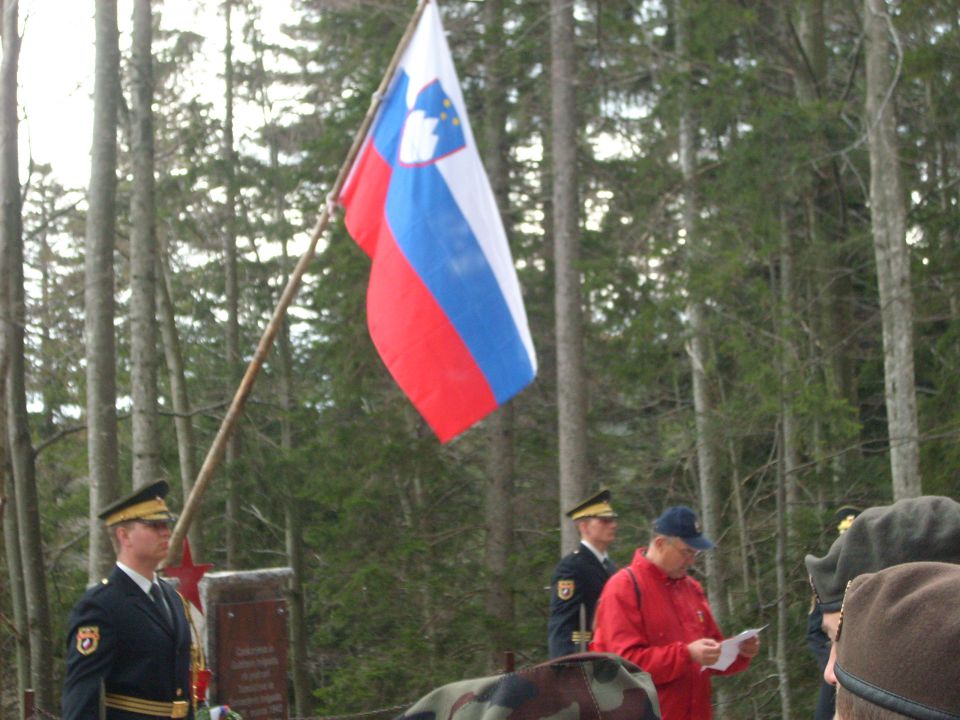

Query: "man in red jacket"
(591, 506), (759, 719)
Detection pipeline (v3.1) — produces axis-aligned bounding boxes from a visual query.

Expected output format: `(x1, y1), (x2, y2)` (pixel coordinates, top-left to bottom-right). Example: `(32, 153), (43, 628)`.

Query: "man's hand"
(687, 638), (722, 666)
(738, 636), (760, 658)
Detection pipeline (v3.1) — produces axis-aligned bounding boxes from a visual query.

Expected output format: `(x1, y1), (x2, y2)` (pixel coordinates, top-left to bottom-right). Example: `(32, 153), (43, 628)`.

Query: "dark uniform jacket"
(62, 565), (193, 720)
(806, 602), (835, 720)
(547, 542), (615, 658)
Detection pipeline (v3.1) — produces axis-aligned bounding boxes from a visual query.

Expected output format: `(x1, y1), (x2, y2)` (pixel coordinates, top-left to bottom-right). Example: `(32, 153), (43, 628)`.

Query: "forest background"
(2, 0), (959, 719)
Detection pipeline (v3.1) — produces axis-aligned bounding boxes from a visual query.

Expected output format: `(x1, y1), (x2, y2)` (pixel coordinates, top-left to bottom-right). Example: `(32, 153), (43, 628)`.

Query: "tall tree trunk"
(38, 223), (54, 435)
(774, 207), (796, 719)
(222, 0), (241, 567)
(715, 375), (749, 595)
(2, 1), (53, 708)
(280, 331), (309, 717)
(130, 0), (161, 489)
(924, 80), (959, 321)
(396, 471), (438, 673)
(792, 0), (859, 492)
(278, 307), (308, 715)
(550, 0), (588, 555)
(794, 0), (826, 103)
(85, 0), (120, 581)
(1, 337), (27, 718)
(675, 0), (725, 622)
(863, 0), (921, 498)
(282, 471), (308, 716)
(244, 13), (309, 703)
(271, 136), (310, 715)
(0, 9), (24, 689)
(484, 406), (515, 670)
(155, 234), (201, 555)
(774, 419), (792, 720)
(779, 208), (800, 543)
(531, 4), (559, 517)
(481, 0), (516, 673)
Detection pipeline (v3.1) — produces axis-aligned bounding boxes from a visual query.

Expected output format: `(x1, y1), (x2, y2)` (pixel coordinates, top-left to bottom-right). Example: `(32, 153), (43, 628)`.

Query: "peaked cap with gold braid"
(834, 505), (861, 535)
(566, 489), (617, 521)
(98, 479), (178, 527)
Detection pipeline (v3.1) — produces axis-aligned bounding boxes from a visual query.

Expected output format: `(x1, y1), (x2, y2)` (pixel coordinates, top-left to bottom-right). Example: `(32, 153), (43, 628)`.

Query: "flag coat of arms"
(339, 1), (537, 443)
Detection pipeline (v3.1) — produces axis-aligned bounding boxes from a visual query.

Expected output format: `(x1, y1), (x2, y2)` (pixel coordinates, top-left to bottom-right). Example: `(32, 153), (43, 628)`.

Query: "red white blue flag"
(339, 1), (537, 443)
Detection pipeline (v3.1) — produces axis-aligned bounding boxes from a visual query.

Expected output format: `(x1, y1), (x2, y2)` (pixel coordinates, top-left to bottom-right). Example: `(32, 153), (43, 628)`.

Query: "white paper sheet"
(703, 625), (768, 671)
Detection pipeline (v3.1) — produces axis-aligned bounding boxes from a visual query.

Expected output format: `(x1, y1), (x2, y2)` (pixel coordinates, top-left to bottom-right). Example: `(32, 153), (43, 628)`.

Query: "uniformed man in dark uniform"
(63, 480), (194, 720)
(547, 489), (618, 658)
(806, 505), (860, 720)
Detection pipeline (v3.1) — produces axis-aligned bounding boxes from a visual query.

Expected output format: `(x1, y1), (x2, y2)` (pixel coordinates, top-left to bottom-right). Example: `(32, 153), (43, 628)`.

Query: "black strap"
(626, 568), (642, 608)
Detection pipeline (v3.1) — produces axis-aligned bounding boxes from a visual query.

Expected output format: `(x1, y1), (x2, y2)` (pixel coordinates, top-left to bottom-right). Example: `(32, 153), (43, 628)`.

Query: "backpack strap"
(625, 567), (642, 608)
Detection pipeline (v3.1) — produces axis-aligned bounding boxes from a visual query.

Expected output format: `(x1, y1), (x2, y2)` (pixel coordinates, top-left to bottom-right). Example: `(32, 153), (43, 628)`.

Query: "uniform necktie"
(602, 557), (614, 574)
(150, 582), (172, 626)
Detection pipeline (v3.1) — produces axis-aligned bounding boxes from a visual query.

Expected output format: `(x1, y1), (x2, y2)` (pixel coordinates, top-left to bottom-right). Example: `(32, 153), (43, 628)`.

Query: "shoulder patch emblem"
(76, 626), (100, 655)
(557, 579), (575, 601)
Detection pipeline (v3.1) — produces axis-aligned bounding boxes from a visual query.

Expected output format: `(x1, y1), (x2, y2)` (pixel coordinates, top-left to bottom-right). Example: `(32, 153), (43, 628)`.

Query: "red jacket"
(590, 549), (751, 720)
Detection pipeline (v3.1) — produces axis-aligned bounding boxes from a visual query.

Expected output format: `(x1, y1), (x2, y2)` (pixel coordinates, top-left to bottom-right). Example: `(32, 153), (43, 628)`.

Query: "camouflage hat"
(396, 653), (660, 720)
(804, 495), (960, 612)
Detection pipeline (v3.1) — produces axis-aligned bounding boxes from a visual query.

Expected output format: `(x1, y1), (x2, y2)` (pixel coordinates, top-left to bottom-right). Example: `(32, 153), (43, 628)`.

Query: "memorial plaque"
(217, 598), (289, 720)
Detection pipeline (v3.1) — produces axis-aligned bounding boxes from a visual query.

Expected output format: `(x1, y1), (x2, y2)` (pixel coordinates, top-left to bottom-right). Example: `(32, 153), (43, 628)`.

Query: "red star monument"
(163, 538), (214, 613)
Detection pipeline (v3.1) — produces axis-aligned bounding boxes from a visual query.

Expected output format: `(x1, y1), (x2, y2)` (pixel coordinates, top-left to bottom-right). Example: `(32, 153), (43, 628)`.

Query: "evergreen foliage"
(2, 1), (960, 718)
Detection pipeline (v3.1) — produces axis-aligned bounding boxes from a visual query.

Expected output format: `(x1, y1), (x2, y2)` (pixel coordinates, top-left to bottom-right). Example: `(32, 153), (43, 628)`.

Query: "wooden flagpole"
(165, 0), (432, 566)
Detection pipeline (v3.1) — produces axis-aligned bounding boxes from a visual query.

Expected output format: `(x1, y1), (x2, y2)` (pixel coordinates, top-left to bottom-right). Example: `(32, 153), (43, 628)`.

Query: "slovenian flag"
(339, 1), (537, 443)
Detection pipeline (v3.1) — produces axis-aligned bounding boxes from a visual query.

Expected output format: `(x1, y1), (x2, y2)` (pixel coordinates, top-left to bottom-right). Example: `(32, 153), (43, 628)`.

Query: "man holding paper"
(591, 506), (760, 719)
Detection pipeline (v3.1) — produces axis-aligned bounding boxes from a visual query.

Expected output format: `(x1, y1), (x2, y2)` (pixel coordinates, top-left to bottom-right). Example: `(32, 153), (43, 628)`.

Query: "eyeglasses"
(669, 539), (701, 560)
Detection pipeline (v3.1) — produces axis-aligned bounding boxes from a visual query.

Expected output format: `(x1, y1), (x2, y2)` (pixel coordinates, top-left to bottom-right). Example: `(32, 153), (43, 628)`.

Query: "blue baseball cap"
(653, 506), (715, 551)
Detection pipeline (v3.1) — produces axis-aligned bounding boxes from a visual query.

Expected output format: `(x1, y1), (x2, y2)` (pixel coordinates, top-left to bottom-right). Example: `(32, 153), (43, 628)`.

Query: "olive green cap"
(804, 495), (960, 612)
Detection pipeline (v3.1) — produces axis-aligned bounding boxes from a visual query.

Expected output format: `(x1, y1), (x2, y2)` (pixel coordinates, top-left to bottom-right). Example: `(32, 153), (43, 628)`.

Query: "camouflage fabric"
(396, 653), (660, 720)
